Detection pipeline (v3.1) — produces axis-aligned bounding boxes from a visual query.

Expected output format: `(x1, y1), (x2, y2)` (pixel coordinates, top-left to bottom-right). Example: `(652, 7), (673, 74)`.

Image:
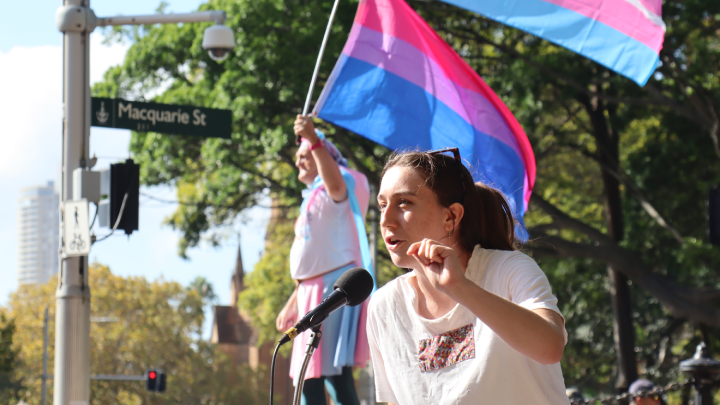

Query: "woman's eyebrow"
(378, 190), (419, 200)
(391, 190), (418, 197)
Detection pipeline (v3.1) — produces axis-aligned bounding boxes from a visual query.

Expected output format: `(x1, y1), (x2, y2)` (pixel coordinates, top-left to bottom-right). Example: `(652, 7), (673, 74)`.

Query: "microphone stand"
(292, 325), (323, 405)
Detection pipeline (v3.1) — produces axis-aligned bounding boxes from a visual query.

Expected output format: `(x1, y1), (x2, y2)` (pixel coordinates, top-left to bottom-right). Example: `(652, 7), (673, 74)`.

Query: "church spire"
(230, 243), (244, 307)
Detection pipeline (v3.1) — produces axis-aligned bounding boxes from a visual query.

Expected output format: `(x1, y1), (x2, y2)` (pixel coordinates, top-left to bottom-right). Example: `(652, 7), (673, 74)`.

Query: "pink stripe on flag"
(541, 0), (665, 52)
(355, 0), (484, 97)
(636, 0), (661, 15)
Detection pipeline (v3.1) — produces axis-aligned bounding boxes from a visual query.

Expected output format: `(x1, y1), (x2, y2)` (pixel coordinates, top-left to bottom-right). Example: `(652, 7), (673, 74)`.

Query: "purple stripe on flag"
(343, 23), (522, 158)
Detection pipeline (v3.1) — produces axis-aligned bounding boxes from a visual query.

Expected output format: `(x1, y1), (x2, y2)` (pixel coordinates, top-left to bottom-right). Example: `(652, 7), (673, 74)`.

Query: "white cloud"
(0, 45), (61, 180)
(0, 35), (128, 181)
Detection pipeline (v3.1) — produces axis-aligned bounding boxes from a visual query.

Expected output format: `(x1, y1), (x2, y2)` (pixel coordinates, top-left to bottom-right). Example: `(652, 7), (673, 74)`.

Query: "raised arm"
(294, 115), (347, 202)
(408, 239), (566, 365)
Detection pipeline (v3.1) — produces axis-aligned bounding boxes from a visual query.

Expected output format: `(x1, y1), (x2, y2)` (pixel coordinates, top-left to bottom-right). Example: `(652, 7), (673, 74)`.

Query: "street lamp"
(53, 2), (234, 405)
(680, 342), (720, 405)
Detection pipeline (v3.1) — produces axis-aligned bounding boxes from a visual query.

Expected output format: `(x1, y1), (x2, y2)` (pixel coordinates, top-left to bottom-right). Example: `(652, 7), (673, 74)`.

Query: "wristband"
(309, 140), (325, 151)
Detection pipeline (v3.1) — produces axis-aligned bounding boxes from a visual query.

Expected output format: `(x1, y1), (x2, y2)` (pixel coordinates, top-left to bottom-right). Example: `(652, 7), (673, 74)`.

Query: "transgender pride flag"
(315, 0), (535, 238)
(440, 0), (665, 85)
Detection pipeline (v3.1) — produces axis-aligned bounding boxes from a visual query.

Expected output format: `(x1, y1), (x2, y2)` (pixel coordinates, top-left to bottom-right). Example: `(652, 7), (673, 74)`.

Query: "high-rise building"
(17, 181), (59, 286)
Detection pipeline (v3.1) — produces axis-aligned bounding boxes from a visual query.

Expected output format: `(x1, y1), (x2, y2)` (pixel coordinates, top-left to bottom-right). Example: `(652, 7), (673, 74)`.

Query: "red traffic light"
(146, 368), (165, 392)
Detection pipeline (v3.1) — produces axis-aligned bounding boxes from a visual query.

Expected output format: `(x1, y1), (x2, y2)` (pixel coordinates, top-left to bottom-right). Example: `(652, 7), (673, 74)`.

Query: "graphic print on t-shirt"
(417, 324), (475, 372)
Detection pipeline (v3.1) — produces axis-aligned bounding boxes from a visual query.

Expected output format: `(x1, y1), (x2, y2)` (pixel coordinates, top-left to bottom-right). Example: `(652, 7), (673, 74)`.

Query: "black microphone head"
(333, 267), (374, 307)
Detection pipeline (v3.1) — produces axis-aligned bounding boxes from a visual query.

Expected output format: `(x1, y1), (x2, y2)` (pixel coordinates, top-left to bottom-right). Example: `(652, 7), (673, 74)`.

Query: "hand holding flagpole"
(297, 0), (342, 144)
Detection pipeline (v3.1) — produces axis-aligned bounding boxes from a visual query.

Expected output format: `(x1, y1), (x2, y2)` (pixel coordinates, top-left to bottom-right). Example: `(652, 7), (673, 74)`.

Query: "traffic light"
(146, 369), (157, 391)
(158, 371), (166, 392)
(98, 159), (140, 235)
(145, 369), (166, 392)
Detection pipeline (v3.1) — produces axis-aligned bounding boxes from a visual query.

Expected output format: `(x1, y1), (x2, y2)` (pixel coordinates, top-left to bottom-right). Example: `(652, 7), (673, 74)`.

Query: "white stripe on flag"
(621, 0), (666, 30)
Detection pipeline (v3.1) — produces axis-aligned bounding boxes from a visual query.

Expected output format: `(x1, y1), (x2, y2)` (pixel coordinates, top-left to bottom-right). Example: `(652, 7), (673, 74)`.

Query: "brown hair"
(382, 151), (517, 252)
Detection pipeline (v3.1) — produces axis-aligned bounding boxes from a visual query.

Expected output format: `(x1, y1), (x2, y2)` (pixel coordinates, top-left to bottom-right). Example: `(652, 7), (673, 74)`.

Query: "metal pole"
(90, 375), (146, 381)
(96, 10), (226, 26)
(54, 0), (92, 403)
(42, 307), (49, 405)
(301, 0), (341, 117)
(293, 328), (322, 405)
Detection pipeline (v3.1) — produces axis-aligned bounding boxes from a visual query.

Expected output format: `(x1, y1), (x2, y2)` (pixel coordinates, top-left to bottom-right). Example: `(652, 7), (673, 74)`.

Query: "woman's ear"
(446, 203), (465, 233)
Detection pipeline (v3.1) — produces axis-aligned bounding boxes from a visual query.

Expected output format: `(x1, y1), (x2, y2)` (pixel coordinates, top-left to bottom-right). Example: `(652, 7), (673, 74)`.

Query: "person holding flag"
(276, 115), (372, 405)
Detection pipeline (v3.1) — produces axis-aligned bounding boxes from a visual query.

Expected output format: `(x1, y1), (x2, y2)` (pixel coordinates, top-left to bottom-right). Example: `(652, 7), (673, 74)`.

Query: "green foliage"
(2, 265), (267, 405)
(0, 313), (21, 405)
(187, 275), (219, 304)
(238, 213), (297, 352)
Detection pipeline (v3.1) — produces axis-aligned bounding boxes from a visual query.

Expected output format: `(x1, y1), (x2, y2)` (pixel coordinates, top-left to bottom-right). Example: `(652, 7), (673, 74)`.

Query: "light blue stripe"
(438, 0), (659, 85)
(318, 55), (529, 239)
(319, 263), (363, 375)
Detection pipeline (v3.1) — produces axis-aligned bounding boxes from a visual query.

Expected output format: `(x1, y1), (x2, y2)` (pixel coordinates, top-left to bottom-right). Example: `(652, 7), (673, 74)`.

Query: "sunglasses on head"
(426, 147), (466, 203)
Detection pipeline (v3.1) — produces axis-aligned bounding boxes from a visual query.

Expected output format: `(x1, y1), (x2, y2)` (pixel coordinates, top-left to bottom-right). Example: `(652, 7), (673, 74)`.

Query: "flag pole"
(298, 0), (342, 144)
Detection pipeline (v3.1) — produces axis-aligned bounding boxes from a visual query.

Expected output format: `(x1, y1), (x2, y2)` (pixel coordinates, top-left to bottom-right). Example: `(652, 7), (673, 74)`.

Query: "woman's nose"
(380, 206), (394, 228)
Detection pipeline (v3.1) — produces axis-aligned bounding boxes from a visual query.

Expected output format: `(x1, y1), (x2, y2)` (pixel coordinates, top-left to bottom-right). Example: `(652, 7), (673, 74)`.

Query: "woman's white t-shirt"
(367, 246), (570, 405)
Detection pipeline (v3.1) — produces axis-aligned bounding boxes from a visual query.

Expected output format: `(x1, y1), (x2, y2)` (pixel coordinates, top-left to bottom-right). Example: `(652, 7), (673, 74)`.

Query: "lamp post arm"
(95, 10), (226, 27)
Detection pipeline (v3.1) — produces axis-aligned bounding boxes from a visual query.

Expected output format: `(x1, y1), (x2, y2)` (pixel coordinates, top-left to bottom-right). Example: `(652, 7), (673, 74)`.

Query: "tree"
(0, 313), (21, 405)
(188, 276), (219, 305)
(2, 264), (267, 405)
(95, 0), (720, 396)
(238, 208), (297, 352)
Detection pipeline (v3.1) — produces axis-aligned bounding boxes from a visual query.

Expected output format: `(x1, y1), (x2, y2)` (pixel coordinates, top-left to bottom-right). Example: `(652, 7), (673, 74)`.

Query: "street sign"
(91, 97), (232, 139)
(63, 200), (90, 257)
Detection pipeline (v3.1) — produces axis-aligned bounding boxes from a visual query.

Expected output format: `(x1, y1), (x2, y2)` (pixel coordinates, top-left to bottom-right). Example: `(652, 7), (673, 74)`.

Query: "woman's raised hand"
(294, 115), (318, 144)
(407, 238), (467, 296)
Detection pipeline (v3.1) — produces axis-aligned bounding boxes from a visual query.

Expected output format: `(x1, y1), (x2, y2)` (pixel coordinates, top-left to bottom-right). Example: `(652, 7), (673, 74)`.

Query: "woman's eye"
(399, 199), (410, 205)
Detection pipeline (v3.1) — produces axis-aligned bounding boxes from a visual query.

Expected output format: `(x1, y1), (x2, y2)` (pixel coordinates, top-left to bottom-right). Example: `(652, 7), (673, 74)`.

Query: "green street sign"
(91, 97), (232, 139)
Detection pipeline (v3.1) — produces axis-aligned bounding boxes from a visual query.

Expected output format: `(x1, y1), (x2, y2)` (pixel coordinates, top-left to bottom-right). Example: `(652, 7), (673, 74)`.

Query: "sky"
(0, 0), (271, 337)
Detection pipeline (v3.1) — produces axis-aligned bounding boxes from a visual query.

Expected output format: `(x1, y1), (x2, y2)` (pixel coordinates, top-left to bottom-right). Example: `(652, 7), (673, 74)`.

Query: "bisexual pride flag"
(315, 0), (535, 238)
(439, 0), (665, 86)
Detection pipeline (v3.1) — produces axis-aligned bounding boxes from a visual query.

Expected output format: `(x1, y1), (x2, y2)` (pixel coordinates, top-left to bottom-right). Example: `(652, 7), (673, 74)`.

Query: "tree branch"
(563, 145), (684, 244)
(530, 193), (611, 244)
(527, 197), (720, 325)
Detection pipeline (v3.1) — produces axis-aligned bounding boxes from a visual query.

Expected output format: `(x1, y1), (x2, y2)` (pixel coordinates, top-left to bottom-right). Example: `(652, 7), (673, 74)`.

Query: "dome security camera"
(202, 24), (235, 62)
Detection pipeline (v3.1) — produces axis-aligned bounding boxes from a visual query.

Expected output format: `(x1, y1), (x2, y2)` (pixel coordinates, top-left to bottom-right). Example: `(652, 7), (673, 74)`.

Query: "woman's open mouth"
(385, 236), (404, 251)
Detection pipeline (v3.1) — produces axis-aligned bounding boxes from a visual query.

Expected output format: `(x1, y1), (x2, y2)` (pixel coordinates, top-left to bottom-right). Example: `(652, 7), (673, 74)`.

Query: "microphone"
(278, 267), (374, 345)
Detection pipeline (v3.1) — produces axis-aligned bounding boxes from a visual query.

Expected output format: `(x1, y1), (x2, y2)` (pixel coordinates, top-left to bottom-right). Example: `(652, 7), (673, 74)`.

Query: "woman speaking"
(368, 150), (570, 405)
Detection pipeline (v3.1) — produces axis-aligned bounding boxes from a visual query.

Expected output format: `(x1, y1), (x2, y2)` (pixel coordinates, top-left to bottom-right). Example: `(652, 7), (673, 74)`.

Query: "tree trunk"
(581, 94), (638, 396)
